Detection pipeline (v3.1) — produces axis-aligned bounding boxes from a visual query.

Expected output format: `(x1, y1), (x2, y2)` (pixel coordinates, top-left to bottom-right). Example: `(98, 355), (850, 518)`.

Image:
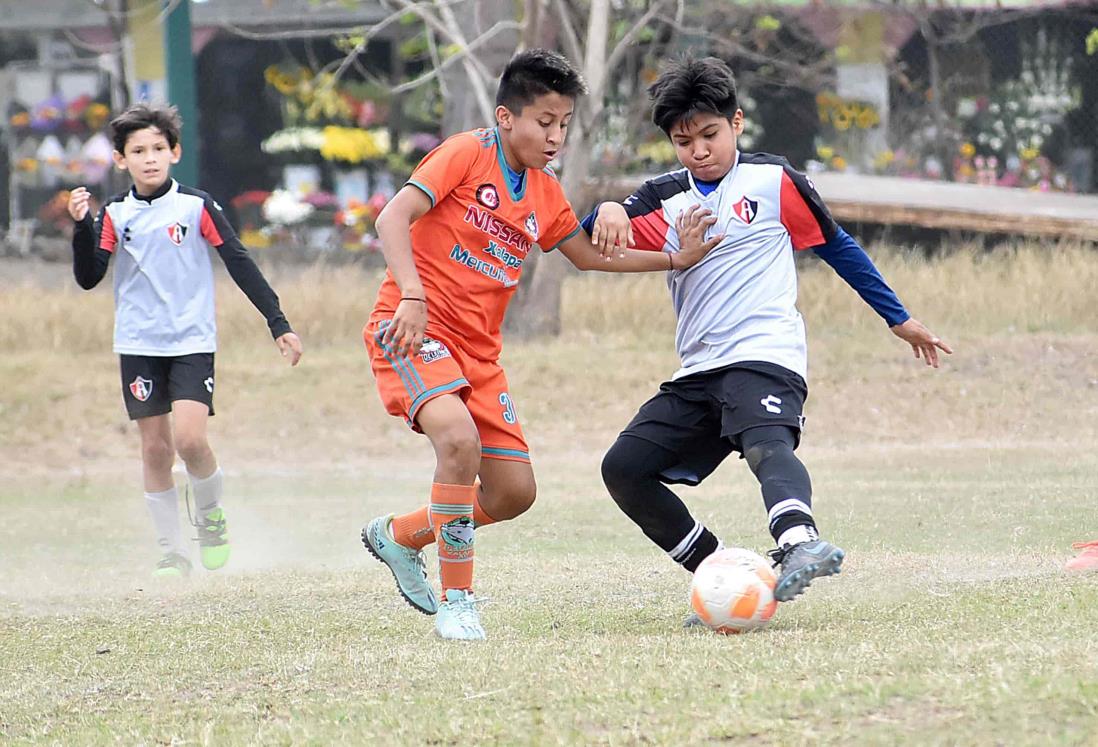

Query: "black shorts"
(119, 353), (215, 420)
(619, 361), (807, 486)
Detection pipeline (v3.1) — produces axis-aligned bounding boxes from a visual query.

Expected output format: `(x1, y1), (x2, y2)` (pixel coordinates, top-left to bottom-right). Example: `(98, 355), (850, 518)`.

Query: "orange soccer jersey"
(370, 127), (581, 362)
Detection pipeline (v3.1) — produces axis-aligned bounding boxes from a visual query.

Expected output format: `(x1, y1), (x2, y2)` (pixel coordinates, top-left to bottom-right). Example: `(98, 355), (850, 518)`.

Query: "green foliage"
(1086, 28), (1098, 56)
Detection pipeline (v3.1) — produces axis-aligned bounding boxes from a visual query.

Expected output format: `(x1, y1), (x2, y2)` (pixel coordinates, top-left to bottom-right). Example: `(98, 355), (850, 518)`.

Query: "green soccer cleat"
(153, 552), (192, 578)
(769, 539), (845, 602)
(435, 588), (486, 641)
(362, 515), (438, 615)
(194, 507), (231, 570)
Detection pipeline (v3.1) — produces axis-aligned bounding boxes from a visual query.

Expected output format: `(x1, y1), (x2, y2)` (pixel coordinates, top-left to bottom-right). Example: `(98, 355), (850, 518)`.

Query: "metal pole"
(164, 0), (198, 185)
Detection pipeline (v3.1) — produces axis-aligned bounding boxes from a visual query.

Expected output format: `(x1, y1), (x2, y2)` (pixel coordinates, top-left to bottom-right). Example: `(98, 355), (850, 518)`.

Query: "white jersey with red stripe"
(95, 179), (232, 356)
(622, 151), (839, 381)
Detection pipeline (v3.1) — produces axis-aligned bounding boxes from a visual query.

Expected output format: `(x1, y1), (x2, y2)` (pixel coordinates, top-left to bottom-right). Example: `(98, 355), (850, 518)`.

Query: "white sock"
(145, 486), (185, 555)
(777, 524), (818, 548)
(188, 467), (224, 516)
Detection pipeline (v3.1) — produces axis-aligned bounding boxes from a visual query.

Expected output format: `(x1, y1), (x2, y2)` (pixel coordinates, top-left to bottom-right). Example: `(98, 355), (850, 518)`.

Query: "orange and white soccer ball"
(689, 547), (778, 634)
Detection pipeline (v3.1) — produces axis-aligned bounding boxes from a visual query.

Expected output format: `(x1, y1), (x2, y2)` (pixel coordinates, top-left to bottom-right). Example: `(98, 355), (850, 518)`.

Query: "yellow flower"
(960, 142), (976, 158)
(831, 156), (847, 171)
(1020, 147), (1040, 161)
(816, 145), (835, 160)
(832, 111), (852, 131)
(873, 150), (895, 169)
(855, 106), (879, 129)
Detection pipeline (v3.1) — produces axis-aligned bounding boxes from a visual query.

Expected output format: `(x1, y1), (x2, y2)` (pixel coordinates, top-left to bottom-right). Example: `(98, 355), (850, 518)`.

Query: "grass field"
(2, 247), (1097, 744)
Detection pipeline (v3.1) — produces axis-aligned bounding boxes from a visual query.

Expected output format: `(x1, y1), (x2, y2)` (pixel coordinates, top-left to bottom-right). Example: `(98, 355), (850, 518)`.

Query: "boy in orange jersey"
(361, 49), (719, 640)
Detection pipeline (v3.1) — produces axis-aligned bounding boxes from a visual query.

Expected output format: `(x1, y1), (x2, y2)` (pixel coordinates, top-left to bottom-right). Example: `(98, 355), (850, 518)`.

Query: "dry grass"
(3, 245), (1098, 743)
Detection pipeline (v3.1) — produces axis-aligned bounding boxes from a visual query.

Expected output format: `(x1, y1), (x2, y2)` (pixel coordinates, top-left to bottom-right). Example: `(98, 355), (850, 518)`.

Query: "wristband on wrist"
(667, 252), (675, 271)
(400, 296), (427, 303)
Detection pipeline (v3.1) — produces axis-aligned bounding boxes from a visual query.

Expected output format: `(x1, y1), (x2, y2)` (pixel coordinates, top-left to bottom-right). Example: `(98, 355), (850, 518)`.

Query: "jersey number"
(499, 392), (516, 425)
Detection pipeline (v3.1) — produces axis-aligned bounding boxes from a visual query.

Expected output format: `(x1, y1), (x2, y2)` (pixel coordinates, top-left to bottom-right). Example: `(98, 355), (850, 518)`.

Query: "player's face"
(113, 126), (181, 194)
(669, 110), (744, 183)
(496, 92), (575, 171)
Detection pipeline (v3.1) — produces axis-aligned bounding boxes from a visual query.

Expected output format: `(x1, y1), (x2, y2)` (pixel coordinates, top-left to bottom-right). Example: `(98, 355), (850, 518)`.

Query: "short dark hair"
(649, 55), (739, 135)
(496, 49), (587, 112)
(109, 102), (182, 153)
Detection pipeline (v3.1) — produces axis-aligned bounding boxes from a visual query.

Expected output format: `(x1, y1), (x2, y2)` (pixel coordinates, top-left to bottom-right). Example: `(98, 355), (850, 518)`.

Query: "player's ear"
(112, 150), (128, 171)
(731, 109), (745, 137)
(495, 104), (513, 131)
(170, 143), (182, 164)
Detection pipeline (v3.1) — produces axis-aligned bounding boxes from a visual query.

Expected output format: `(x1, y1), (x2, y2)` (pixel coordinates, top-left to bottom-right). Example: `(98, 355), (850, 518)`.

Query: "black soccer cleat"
(769, 539), (845, 602)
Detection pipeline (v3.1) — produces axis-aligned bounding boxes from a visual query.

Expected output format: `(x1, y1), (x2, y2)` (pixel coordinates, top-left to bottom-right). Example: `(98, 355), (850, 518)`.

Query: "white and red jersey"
(74, 179), (291, 356)
(622, 152), (838, 380)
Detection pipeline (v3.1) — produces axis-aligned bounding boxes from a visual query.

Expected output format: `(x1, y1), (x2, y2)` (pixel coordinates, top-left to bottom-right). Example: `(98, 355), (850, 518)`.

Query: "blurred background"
(1, 0), (1098, 265)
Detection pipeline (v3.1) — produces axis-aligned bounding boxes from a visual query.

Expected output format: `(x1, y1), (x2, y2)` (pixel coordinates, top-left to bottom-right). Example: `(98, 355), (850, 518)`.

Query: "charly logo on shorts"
(130, 376), (153, 402)
(761, 394), (783, 414)
(166, 222), (189, 246)
(476, 183), (500, 210)
(440, 516), (475, 551)
(204, 376), (214, 393)
(419, 337), (451, 365)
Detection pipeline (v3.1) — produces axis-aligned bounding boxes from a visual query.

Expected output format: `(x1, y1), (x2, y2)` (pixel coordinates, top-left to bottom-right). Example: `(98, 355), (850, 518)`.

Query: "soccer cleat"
(682, 612), (706, 629)
(153, 552), (192, 578)
(434, 588), (486, 641)
(194, 507), (231, 570)
(1066, 541), (1098, 572)
(768, 539), (845, 602)
(362, 515), (439, 615)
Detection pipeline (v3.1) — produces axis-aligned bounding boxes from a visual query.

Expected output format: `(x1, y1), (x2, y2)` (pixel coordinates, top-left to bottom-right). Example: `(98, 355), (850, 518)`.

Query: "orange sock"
(391, 506), (434, 550)
(431, 482), (476, 592)
(391, 481), (499, 551)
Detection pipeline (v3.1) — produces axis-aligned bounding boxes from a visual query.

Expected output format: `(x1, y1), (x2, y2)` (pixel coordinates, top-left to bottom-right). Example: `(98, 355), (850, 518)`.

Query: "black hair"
(109, 102), (182, 153)
(496, 49), (588, 111)
(648, 55), (739, 135)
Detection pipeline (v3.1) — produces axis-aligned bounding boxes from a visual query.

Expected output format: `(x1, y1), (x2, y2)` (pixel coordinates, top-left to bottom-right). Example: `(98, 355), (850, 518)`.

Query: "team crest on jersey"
(166, 222), (188, 246)
(476, 183), (500, 210)
(129, 376), (153, 402)
(732, 196), (759, 225)
(525, 212), (539, 240)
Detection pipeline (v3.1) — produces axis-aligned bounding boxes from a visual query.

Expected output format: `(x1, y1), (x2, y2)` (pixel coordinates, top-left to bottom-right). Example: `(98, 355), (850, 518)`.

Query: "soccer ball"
(689, 547), (778, 634)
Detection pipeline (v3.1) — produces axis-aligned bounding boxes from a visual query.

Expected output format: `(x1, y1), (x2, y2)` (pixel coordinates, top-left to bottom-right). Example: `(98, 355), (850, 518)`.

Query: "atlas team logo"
(130, 376), (153, 402)
(166, 222), (188, 246)
(476, 183), (500, 210)
(732, 196), (759, 225)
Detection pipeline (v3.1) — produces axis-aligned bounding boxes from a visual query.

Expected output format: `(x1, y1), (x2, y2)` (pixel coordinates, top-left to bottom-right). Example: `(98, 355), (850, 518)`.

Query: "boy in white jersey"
(68, 103), (303, 577)
(590, 56), (952, 611)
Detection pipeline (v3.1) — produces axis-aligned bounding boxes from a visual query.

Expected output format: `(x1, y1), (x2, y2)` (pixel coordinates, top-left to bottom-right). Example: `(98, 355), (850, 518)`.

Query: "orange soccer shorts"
(363, 319), (530, 463)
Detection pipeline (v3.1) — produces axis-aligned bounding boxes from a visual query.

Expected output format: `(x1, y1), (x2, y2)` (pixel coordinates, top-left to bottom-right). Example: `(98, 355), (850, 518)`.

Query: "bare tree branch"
(391, 19), (521, 95)
(552, 0), (584, 66)
(603, 0), (669, 90)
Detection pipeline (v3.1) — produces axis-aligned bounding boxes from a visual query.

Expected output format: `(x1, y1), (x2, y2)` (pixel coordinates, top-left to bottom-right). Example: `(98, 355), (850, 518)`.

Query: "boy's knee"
(142, 437), (174, 469)
(601, 440), (646, 497)
(174, 433), (210, 464)
(433, 425), (482, 469)
(490, 478), (536, 520)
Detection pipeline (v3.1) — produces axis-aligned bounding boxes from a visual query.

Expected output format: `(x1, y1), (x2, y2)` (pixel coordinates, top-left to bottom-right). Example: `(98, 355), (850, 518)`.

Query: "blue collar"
(493, 128), (527, 202)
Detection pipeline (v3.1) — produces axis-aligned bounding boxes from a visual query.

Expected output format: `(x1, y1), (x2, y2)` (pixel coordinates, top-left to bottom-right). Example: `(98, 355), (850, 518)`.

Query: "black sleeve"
(72, 210), (112, 290)
(202, 197), (293, 339)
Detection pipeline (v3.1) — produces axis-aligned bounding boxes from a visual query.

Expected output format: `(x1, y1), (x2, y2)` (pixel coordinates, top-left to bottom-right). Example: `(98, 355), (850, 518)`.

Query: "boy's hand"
(591, 202), (634, 261)
(890, 318), (952, 368)
(276, 332), (304, 366)
(382, 298), (428, 357)
(68, 187), (91, 221)
(673, 205), (723, 269)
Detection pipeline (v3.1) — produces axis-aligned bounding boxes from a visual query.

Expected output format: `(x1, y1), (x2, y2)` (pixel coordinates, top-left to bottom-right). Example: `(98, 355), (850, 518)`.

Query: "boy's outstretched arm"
(560, 202), (719, 272)
(68, 187), (112, 290)
(811, 227), (952, 368)
(776, 158), (952, 368)
(374, 185), (433, 357)
(200, 194), (302, 366)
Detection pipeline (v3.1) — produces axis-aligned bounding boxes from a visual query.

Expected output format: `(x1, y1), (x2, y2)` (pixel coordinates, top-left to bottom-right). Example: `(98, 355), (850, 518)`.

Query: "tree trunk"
(439, 0), (518, 134)
(504, 0), (607, 339)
